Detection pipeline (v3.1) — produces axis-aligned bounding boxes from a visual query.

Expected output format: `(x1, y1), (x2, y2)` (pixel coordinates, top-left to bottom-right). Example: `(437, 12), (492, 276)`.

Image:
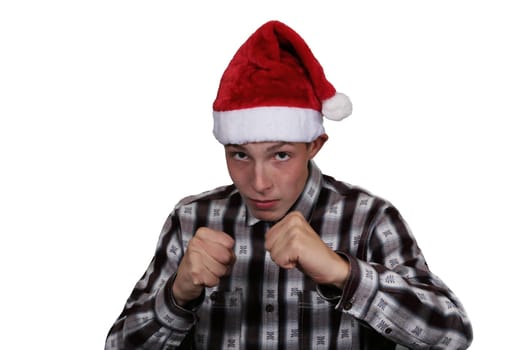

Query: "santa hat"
(212, 20), (352, 145)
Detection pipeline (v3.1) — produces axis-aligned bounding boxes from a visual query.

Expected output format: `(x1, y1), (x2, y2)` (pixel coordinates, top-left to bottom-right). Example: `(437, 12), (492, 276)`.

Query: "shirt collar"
(245, 160), (323, 226)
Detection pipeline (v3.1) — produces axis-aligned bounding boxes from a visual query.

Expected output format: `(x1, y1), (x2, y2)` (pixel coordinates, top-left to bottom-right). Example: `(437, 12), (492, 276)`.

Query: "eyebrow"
(227, 142), (292, 153)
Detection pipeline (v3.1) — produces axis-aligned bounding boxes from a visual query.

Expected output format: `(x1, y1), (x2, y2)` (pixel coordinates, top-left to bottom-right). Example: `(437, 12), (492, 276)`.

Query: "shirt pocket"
(194, 288), (243, 350)
(298, 290), (355, 350)
(297, 290), (333, 349)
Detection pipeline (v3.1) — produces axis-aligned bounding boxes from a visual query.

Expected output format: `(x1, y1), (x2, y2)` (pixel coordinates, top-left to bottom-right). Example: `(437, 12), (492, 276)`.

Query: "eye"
(232, 151), (248, 161)
(274, 152), (290, 161)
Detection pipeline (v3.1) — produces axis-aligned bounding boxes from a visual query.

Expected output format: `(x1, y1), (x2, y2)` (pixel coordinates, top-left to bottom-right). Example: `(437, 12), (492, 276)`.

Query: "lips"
(250, 198), (279, 210)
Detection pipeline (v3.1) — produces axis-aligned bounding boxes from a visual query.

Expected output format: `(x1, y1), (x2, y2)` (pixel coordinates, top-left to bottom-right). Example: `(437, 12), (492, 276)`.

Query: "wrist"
(317, 252), (352, 304)
(171, 274), (204, 309)
(332, 253), (351, 290)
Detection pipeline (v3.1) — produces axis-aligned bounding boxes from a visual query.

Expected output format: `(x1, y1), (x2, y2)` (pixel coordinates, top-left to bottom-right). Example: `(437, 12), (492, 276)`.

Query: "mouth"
(249, 198), (279, 210)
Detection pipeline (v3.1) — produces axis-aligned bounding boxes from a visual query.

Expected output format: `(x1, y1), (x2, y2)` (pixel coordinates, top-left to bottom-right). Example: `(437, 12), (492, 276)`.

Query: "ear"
(308, 133), (328, 159)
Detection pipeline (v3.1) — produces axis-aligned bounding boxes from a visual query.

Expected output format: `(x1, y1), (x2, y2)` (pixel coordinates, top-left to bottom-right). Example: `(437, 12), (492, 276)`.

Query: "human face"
(225, 136), (326, 222)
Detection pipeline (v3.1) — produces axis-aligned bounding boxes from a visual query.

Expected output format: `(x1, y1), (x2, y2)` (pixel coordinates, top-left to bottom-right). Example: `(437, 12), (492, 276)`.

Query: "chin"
(253, 210), (285, 223)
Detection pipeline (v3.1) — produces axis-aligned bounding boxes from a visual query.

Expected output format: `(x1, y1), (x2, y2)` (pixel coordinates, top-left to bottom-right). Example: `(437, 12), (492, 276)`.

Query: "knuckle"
(287, 212), (304, 227)
(195, 226), (212, 238)
(190, 271), (203, 285)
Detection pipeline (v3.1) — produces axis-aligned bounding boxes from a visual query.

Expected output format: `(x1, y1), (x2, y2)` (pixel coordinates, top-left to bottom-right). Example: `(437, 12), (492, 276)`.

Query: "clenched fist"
(172, 227), (236, 306)
(264, 211), (350, 289)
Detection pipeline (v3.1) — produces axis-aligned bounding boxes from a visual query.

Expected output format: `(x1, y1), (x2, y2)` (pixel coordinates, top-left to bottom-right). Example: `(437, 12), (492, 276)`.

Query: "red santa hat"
(212, 20), (352, 145)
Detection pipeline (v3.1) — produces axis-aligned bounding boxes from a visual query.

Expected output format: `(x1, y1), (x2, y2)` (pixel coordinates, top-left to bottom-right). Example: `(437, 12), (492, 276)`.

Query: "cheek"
(275, 163), (308, 191)
(226, 162), (248, 186)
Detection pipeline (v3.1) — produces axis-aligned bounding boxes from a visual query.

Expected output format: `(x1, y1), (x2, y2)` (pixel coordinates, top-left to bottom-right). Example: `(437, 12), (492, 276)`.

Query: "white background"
(1, 1), (523, 349)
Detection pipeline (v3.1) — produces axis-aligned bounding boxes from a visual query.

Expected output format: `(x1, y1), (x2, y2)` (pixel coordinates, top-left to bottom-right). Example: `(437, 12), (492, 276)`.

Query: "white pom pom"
(322, 92), (352, 121)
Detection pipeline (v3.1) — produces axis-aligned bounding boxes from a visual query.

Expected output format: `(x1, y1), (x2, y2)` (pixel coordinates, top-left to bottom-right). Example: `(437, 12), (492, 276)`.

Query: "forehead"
(226, 142), (303, 152)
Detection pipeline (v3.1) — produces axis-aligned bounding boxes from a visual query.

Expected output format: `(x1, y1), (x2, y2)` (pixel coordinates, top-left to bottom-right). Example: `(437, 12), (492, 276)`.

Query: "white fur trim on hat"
(213, 106), (325, 145)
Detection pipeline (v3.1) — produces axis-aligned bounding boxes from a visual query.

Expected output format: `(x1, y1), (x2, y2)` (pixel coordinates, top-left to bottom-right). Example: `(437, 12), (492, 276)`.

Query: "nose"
(252, 162), (272, 193)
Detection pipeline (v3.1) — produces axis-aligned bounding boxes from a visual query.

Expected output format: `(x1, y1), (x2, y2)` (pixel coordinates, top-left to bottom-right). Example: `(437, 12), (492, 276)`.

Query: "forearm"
(334, 253), (473, 349)
(105, 213), (197, 349)
(321, 202), (475, 348)
(105, 275), (196, 349)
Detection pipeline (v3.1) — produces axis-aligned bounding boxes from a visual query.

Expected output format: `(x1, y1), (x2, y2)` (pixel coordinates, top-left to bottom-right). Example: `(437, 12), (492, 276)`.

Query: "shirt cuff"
(154, 273), (205, 331)
(316, 251), (350, 303)
(331, 252), (380, 318)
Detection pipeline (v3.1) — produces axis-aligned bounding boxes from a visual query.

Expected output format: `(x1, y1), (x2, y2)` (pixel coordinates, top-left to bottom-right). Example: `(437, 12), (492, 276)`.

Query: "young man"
(105, 20), (472, 349)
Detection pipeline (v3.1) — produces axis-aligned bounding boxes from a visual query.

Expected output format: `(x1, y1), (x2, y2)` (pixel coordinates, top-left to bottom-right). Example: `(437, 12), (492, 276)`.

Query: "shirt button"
(343, 301), (353, 310)
(265, 304), (274, 312)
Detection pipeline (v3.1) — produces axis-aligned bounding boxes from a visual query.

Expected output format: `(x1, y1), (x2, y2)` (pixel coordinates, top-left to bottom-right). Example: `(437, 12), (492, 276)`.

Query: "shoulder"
(173, 184), (239, 211)
(321, 174), (391, 208)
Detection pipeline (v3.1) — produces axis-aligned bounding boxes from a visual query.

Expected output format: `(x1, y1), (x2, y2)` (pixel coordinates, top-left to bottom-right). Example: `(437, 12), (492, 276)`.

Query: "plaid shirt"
(105, 162), (472, 349)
